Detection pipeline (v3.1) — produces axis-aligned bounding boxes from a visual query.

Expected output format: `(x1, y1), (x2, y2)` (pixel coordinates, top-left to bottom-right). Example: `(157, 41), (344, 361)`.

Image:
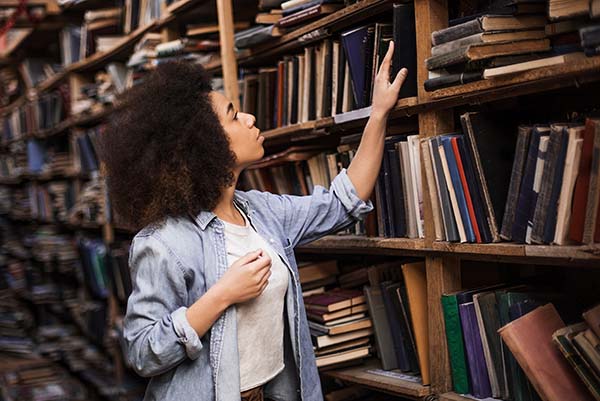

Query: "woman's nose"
(240, 112), (255, 128)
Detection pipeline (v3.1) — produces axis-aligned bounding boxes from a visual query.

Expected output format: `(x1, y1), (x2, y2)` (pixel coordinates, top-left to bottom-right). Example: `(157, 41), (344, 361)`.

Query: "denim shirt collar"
(195, 191), (251, 230)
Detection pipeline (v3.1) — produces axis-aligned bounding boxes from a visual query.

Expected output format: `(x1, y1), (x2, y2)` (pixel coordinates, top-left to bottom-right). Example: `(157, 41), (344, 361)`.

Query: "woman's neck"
(212, 171), (245, 225)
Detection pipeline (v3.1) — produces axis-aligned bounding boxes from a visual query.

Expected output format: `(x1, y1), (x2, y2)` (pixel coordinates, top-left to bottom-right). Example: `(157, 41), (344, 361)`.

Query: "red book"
(451, 137), (482, 243)
(304, 288), (365, 313)
(569, 118), (596, 243)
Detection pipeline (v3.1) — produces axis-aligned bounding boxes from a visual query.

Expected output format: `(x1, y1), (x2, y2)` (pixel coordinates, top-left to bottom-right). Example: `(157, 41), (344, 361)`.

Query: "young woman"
(100, 43), (407, 401)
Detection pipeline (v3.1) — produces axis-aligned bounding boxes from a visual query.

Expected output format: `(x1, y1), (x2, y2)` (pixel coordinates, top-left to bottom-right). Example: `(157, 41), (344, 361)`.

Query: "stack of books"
(552, 304), (600, 401)
(305, 288), (374, 369)
(547, 0), (600, 56)
(0, 66), (23, 107)
(500, 118), (600, 245)
(29, 227), (79, 262)
(67, 177), (108, 226)
(299, 260), (339, 297)
(364, 262), (428, 383)
(18, 58), (61, 89)
(28, 181), (76, 223)
(425, 14), (551, 90)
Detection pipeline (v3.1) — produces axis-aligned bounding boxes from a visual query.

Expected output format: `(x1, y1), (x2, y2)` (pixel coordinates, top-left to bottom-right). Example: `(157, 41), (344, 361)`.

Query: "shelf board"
(440, 392), (502, 401)
(298, 235), (426, 256)
(323, 359), (430, 399)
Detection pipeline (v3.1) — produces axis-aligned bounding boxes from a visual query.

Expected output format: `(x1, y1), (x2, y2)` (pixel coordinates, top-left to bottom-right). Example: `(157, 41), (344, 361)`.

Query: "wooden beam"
(216, 0), (240, 110)
(427, 255), (461, 395)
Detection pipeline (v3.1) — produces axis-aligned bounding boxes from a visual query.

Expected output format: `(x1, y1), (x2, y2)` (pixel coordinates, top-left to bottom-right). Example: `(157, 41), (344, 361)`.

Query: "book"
(315, 345), (370, 368)
(306, 303), (369, 323)
(311, 327), (374, 348)
(499, 304), (595, 401)
(531, 124), (569, 244)
(549, 0), (589, 20)
(439, 137), (468, 242)
(276, 3), (343, 27)
(381, 281), (412, 371)
(402, 262), (430, 385)
(442, 293), (471, 394)
(554, 127), (584, 244)
(341, 25), (373, 109)
(424, 71), (483, 91)
(583, 119), (600, 243)
(392, 3), (417, 98)
(483, 54), (567, 78)
(432, 30), (547, 57)
(431, 15), (548, 46)
(460, 302), (493, 398)
(584, 305), (600, 339)
(430, 137), (460, 241)
(309, 317), (373, 336)
(573, 330), (600, 377)
(426, 38), (551, 70)
(421, 139), (445, 240)
(298, 260), (339, 285)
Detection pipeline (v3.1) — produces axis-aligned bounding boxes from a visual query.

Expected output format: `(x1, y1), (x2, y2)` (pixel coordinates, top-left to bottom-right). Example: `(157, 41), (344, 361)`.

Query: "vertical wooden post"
(414, 0), (461, 396)
(216, 0), (240, 110)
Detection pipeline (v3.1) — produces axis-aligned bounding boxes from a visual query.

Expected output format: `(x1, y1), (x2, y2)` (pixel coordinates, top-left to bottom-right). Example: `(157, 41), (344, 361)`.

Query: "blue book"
(442, 136), (476, 242)
(542, 127), (570, 243)
(341, 25), (371, 109)
(27, 139), (46, 173)
(511, 126), (550, 243)
(459, 302), (493, 399)
(431, 137), (460, 242)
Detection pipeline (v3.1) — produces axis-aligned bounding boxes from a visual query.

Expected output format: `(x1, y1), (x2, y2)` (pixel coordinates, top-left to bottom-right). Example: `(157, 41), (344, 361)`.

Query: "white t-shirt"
(222, 206), (289, 392)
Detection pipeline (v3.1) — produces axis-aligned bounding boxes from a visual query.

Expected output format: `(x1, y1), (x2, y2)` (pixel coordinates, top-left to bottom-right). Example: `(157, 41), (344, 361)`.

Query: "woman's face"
(210, 91), (264, 171)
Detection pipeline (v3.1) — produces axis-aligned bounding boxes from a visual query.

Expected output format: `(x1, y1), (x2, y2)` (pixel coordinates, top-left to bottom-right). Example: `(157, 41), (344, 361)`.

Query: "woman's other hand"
(215, 249), (272, 305)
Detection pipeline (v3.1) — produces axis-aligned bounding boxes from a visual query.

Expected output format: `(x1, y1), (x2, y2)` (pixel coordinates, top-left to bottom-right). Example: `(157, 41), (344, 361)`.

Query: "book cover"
(392, 3), (417, 98)
(442, 293), (471, 394)
(340, 25), (372, 109)
(365, 285), (398, 370)
(459, 302), (493, 398)
(431, 137), (460, 241)
(381, 281), (411, 371)
(583, 304), (600, 339)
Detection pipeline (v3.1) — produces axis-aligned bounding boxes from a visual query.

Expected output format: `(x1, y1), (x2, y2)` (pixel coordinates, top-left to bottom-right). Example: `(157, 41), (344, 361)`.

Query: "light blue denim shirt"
(123, 168), (373, 401)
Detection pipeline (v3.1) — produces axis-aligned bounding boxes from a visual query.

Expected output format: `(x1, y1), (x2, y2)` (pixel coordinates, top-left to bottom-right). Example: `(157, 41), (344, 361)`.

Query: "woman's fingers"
(391, 68), (408, 93)
(378, 41), (395, 81)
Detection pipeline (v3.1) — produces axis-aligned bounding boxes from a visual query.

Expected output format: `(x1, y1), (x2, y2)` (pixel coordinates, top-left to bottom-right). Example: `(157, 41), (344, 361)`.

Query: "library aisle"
(0, 0), (599, 400)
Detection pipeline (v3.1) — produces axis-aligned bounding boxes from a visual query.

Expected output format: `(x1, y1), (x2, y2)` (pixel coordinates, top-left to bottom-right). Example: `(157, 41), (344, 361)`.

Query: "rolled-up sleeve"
(123, 235), (203, 378)
(254, 168), (373, 247)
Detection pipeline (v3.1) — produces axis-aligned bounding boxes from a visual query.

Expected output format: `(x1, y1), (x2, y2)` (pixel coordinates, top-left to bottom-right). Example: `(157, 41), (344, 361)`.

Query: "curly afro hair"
(99, 62), (236, 230)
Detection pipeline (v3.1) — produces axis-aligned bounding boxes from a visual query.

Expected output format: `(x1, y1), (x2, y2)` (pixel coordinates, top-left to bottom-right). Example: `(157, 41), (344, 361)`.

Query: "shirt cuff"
(172, 306), (203, 360)
(330, 168), (374, 221)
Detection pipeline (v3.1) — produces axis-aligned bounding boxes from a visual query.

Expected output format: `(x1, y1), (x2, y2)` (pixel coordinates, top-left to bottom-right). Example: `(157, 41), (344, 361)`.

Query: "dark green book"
(441, 293), (470, 394)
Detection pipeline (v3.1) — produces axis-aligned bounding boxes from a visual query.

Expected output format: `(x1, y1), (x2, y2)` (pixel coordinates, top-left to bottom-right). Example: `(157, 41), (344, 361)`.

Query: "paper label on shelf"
(365, 369), (422, 383)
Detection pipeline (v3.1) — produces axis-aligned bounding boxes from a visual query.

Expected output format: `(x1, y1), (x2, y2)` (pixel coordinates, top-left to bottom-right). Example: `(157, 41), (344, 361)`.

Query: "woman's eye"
(233, 112), (238, 120)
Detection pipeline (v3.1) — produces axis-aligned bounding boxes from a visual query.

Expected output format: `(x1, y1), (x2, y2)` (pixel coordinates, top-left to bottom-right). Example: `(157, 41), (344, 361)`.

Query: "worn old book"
(309, 317), (373, 336)
(441, 293), (471, 394)
(501, 126), (532, 241)
(298, 260), (338, 285)
(483, 54), (567, 78)
(388, 145), (407, 238)
(381, 281), (412, 371)
(402, 262), (430, 385)
(277, 3), (343, 27)
(553, 323), (600, 401)
(583, 119), (600, 243)
(432, 29), (546, 57)
(554, 127), (584, 244)
(315, 345), (371, 368)
(341, 25), (373, 109)
(311, 327), (374, 349)
(525, 135), (550, 243)
(426, 38), (551, 70)
(234, 25), (285, 49)
(583, 304), (600, 338)
(570, 119), (598, 242)
(306, 303), (368, 323)
(474, 291), (507, 398)
(399, 141), (418, 238)
(574, 329), (600, 378)
(499, 304), (595, 401)
(460, 301), (492, 398)
(531, 124), (569, 244)
(314, 337), (370, 357)
(255, 12), (282, 24)
(424, 71), (483, 92)
(549, 0), (589, 20)
(512, 126), (551, 243)
(432, 15), (548, 46)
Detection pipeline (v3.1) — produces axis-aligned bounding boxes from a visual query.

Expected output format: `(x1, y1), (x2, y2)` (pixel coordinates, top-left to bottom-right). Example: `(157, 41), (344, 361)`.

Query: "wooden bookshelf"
(298, 235), (427, 257)
(323, 359), (430, 399)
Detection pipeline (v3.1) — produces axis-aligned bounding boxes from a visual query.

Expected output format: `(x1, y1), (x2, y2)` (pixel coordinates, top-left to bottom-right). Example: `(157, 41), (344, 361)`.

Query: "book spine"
(583, 120), (600, 243)
(432, 18), (482, 46)
(452, 137), (482, 243)
(442, 295), (471, 394)
(459, 302), (493, 399)
(432, 137), (460, 241)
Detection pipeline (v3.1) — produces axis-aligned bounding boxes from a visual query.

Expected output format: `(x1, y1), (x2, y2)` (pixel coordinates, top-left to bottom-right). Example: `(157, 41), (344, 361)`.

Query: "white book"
(400, 141), (418, 238)
(483, 54), (567, 79)
(526, 136), (550, 244)
(297, 55), (305, 123)
(287, 58), (293, 126)
(408, 135), (424, 238)
(281, 0), (312, 10)
(341, 61), (352, 113)
(331, 41), (339, 117)
(554, 127), (585, 244)
(439, 141), (467, 243)
(422, 139), (445, 241)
